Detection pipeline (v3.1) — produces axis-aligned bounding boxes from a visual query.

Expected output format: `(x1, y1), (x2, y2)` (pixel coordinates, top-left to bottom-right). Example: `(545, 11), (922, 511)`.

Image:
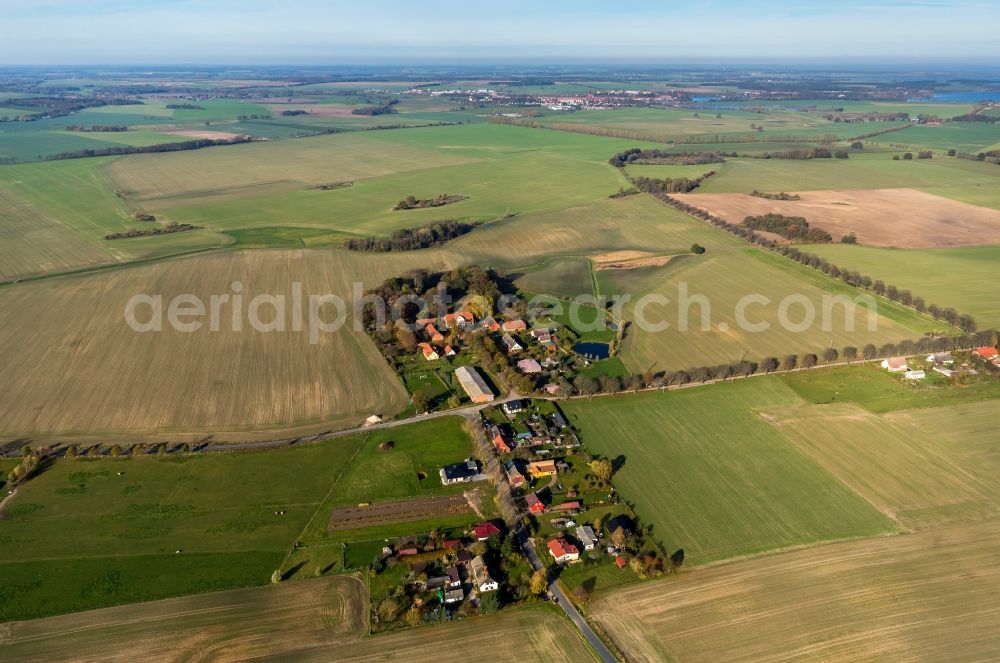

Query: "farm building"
(454, 366), (495, 403)
(548, 537), (580, 564)
(881, 356), (908, 372)
(528, 459), (557, 478)
(502, 319), (527, 332)
(904, 370), (926, 380)
(551, 500), (581, 513)
(440, 458), (481, 485)
(444, 588), (465, 604)
(470, 554), (498, 592)
(517, 358), (542, 374)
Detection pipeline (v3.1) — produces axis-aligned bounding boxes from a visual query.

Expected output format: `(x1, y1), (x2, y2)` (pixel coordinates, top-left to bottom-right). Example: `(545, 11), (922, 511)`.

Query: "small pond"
(573, 342), (611, 360)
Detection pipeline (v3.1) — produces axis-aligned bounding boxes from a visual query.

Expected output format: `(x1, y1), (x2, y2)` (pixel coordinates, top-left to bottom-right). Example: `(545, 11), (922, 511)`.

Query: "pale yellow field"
(0, 576), (596, 663)
(767, 402), (1000, 529)
(0, 250), (414, 440)
(592, 522), (1000, 663)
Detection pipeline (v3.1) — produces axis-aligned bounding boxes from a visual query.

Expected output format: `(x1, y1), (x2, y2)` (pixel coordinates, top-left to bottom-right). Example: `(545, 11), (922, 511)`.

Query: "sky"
(0, 0), (998, 65)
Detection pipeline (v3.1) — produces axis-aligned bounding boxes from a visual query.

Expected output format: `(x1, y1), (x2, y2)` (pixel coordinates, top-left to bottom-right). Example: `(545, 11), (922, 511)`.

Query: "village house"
(505, 459), (526, 488)
(439, 458), (480, 485)
(528, 459), (557, 478)
(418, 342), (439, 361)
(530, 327), (551, 339)
(470, 554), (499, 592)
(443, 344), (456, 357)
(904, 369), (926, 380)
(551, 500), (581, 514)
(526, 491), (546, 514)
(547, 537), (580, 564)
(576, 525), (598, 551)
(973, 346), (999, 361)
(444, 588), (465, 604)
(454, 365), (495, 403)
(425, 324), (444, 343)
(517, 358), (542, 374)
(927, 352), (954, 365)
(473, 521), (502, 541)
(501, 333), (523, 354)
(445, 564), (463, 589)
(492, 427), (513, 454)
(502, 399), (526, 416)
(442, 311), (474, 330)
(502, 319), (527, 332)
(479, 316), (501, 332)
(881, 356), (908, 372)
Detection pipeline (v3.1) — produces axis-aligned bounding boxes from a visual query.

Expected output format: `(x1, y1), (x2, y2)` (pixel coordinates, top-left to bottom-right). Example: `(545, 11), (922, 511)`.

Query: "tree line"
(104, 222), (198, 240)
(393, 194), (467, 210)
(352, 98), (400, 116)
(344, 220), (477, 252)
(44, 135), (255, 161)
(626, 172), (979, 333)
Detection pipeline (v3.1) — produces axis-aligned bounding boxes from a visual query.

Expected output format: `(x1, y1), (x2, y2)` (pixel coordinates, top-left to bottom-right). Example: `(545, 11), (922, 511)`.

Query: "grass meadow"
(562, 378), (895, 565)
(0, 417), (476, 621)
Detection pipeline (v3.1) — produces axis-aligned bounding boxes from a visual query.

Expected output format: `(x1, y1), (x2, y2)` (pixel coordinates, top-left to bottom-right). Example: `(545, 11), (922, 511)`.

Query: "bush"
(690, 243), (706, 254)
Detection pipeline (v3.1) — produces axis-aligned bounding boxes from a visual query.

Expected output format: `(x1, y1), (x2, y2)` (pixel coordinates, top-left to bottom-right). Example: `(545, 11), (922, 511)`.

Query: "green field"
(563, 378), (895, 564)
(876, 122), (1000, 153)
(805, 243), (1000, 328)
(0, 417), (477, 621)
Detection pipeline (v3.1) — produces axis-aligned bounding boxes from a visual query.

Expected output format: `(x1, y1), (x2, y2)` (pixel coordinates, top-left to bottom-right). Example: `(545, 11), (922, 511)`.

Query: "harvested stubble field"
(0, 576), (368, 663)
(591, 522), (1000, 663)
(0, 250), (408, 440)
(677, 188), (1000, 248)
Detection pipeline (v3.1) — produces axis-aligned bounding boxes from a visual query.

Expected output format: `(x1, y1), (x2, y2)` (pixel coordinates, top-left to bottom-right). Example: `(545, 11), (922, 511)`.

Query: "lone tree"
(589, 459), (613, 483)
(530, 569), (548, 595)
(271, 570), (282, 584)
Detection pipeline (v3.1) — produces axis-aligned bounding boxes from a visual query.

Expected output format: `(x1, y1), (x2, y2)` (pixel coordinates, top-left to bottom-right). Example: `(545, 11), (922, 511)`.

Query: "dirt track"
(678, 188), (1000, 248)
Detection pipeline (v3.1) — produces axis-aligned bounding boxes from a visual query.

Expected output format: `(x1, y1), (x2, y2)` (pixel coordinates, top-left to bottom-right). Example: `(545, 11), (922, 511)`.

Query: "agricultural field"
(0, 576), (367, 663)
(0, 250), (409, 440)
(591, 522), (1000, 663)
(650, 151), (1000, 210)
(767, 401), (1000, 529)
(0, 577), (595, 662)
(562, 378), (895, 565)
(677, 188), (1000, 247)
(805, 243), (1000, 328)
(531, 106), (855, 141)
(0, 417), (476, 621)
(614, 245), (937, 372)
(876, 121), (1000, 153)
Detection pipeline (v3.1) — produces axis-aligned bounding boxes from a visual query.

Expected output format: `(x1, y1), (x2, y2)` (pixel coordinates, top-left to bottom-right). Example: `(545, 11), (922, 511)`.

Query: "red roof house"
(480, 316), (501, 332)
(502, 319), (527, 332)
(425, 324), (444, 343)
(443, 539), (462, 550)
(526, 491), (546, 514)
(615, 555), (628, 569)
(418, 342), (439, 361)
(493, 430), (513, 454)
(973, 346), (998, 360)
(547, 537), (580, 563)
(473, 522), (501, 541)
(551, 500), (581, 513)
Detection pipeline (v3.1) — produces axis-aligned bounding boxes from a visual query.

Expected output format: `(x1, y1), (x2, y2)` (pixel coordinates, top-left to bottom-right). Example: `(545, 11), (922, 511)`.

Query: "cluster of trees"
(750, 190), (800, 200)
(344, 220), (477, 252)
(393, 194), (467, 210)
(756, 147), (847, 160)
(45, 135), (254, 161)
(165, 103), (204, 110)
(743, 213), (833, 243)
(6, 447), (45, 488)
(608, 148), (728, 167)
(352, 98), (399, 116)
(64, 124), (128, 132)
(632, 172), (715, 195)
(236, 114), (272, 121)
(132, 212), (156, 222)
(954, 150), (1000, 165)
(104, 222), (198, 240)
(280, 109), (309, 116)
(634, 186), (979, 333)
(608, 186), (639, 198)
(951, 113), (998, 123)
